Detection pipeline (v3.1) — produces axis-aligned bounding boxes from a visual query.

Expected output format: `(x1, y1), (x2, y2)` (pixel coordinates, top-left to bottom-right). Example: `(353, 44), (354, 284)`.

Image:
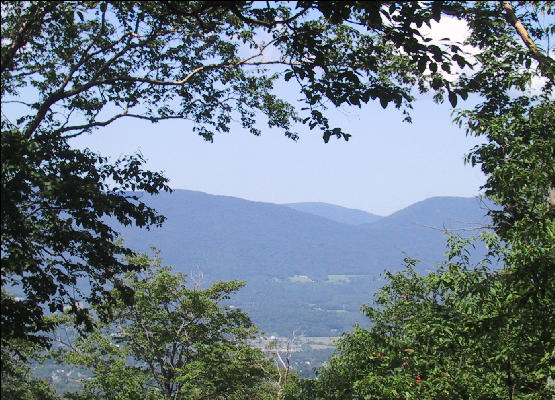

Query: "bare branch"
(243, 60), (302, 66)
(3, 100), (34, 107)
(417, 222), (493, 232)
(57, 109), (129, 138)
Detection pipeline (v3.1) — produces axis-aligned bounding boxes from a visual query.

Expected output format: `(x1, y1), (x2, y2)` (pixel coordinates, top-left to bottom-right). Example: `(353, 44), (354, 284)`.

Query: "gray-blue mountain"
(118, 190), (492, 336)
(284, 202), (383, 225)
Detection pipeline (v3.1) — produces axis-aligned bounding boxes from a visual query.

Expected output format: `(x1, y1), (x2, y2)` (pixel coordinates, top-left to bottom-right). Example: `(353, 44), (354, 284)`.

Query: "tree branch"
(98, 42), (283, 88)
(56, 109), (129, 138)
(501, 1), (555, 83)
(1, 2), (45, 75)
(224, 4), (308, 29)
(22, 36), (139, 139)
(22, 36), (278, 139)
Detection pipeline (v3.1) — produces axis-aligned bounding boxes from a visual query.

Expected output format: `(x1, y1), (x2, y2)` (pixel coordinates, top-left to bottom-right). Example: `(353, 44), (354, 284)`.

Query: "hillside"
(116, 190), (493, 336)
(284, 202), (383, 225)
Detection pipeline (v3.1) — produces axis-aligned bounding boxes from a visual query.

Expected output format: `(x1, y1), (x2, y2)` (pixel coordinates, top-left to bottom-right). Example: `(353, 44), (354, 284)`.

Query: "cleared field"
(299, 336), (337, 350)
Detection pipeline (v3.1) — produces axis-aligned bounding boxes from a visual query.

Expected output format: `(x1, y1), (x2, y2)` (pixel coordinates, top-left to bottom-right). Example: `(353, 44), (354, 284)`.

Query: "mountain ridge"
(115, 189), (492, 336)
(284, 202), (383, 225)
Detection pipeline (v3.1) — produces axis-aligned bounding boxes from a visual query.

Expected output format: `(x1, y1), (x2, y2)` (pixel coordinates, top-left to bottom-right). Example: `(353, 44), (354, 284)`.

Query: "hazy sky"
(2, 15), (485, 216)
(69, 90), (485, 216)
(68, 17), (487, 216)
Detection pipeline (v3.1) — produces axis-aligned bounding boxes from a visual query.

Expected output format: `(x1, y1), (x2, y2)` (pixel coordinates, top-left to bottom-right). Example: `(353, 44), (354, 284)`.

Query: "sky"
(70, 92), (486, 217)
(1, 13), (486, 217)
(69, 17), (486, 216)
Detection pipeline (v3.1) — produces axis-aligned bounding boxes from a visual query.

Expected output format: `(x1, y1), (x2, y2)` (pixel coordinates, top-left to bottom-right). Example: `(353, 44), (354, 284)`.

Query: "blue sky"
(70, 91), (486, 216)
(2, 13), (486, 217)
(67, 15), (486, 216)
(7, 10), (550, 216)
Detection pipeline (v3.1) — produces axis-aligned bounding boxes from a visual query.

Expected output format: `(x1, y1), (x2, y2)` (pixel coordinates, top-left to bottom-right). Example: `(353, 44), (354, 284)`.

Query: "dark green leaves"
(448, 90), (457, 107)
(316, 233), (554, 398)
(284, 70), (294, 82)
(1, 335), (60, 400)
(417, 56), (428, 73)
(2, 0), (553, 363)
(1, 128), (170, 342)
(452, 53), (467, 69)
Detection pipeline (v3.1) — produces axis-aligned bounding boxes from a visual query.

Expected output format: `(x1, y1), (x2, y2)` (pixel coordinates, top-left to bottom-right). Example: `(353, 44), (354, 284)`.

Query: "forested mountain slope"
(116, 190), (492, 336)
(284, 202), (383, 225)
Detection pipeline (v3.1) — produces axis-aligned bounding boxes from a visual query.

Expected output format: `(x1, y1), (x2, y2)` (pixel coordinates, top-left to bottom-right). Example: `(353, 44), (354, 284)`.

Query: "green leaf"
(418, 57), (428, 73)
(525, 58), (532, 69)
(448, 91), (457, 107)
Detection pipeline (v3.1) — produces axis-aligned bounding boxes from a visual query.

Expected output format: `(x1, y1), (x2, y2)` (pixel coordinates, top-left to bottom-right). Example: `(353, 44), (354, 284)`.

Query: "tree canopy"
(51, 252), (271, 400)
(315, 232), (553, 399)
(1, 1), (480, 142)
(306, 2), (554, 397)
(0, 0), (479, 345)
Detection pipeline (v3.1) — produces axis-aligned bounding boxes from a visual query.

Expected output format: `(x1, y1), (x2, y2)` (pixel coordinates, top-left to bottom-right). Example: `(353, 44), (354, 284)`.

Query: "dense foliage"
(313, 1), (555, 397)
(314, 97), (554, 399)
(1, 127), (169, 342)
(316, 235), (553, 399)
(52, 252), (272, 400)
(1, 321), (60, 400)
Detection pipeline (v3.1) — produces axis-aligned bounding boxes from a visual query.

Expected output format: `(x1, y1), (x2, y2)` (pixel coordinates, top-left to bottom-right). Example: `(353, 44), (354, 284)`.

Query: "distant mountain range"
(116, 190), (494, 337)
(284, 202), (383, 225)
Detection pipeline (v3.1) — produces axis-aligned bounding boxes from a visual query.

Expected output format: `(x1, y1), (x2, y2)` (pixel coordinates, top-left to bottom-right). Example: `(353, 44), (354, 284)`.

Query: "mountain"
(366, 196), (493, 229)
(115, 190), (493, 337)
(354, 196), (494, 267)
(284, 202), (383, 225)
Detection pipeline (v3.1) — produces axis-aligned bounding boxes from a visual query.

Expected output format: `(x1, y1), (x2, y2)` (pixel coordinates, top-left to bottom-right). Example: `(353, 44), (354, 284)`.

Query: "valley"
(116, 190), (493, 338)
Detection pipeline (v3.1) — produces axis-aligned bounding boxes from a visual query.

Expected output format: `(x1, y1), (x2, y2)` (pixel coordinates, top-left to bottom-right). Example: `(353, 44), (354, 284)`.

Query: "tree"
(1, 1), (553, 398)
(1, 1), (474, 141)
(1, 0), (476, 345)
(54, 252), (271, 400)
(1, 128), (170, 344)
(316, 99), (554, 397)
(314, 2), (554, 398)
(1, 305), (61, 400)
(316, 234), (553, 399)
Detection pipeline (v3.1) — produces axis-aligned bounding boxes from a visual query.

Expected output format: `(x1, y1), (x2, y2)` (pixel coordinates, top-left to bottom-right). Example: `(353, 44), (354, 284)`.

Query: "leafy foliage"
(1, 322), (60, 400)
(1, 1), (474, 142)
(314, 2), (554, 399)
(2, 1), (554, 397)
(317, 235), (553, 399)
(1, 124), (169, 343)
(55, 252), (271, 400)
